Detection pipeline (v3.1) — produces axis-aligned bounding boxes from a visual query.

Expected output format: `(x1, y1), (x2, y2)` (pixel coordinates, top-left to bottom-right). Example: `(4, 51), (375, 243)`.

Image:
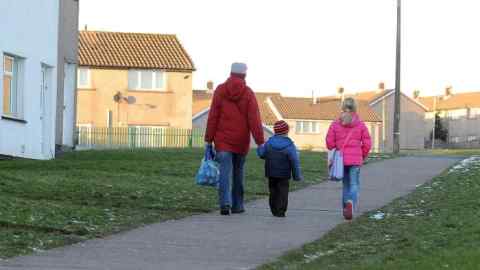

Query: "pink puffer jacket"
(326, 113), (372, 166)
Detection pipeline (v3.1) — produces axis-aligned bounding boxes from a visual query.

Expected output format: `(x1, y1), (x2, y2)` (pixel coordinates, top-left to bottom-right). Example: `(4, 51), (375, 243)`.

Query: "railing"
(76, 127), (205, 149)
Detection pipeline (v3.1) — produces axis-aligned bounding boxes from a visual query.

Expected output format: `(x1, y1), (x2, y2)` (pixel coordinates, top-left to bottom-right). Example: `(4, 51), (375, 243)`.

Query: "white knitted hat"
(231, 62), (248, 74)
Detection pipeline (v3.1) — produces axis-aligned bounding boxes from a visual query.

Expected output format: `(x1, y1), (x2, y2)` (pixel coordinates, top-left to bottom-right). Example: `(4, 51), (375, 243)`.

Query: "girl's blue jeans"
(342, 166), (361, 211)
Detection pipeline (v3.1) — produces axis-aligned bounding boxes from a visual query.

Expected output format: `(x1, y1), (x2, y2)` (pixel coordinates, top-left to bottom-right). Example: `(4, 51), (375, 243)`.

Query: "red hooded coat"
(205, 76), (265, 155)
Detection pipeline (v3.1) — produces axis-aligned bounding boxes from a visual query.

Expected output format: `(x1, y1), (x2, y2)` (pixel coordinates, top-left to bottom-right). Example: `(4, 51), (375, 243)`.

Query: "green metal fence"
(76, 127), (205, 149)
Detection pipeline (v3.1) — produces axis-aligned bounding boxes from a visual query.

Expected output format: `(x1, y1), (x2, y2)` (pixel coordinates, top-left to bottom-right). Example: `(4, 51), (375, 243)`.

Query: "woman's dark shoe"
(231, 209), (245, 214)
(220, 206), (231, 216)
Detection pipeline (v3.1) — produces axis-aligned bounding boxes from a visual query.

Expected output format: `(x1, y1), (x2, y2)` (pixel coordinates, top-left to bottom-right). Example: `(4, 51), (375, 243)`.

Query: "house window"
(312, 122), (319, 133)
(128, 70), (165, 91)
(467, 135), (477, 142)
(296, 121), (320, 134)
(447, 109), (467, 119)
(468, 108), (480, 119)
(3, 54), (24, 118)
(77, 68), (91, 88)
(450, 136), (461, 143)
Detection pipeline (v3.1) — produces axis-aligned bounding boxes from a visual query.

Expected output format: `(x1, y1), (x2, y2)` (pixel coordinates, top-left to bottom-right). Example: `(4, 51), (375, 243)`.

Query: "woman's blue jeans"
(342, 166), (361, 211)
(216, 151), (246, 211)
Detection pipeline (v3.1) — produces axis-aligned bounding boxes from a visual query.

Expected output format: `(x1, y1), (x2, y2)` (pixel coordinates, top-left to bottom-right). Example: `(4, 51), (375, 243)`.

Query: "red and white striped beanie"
(273, 120), (289, 135)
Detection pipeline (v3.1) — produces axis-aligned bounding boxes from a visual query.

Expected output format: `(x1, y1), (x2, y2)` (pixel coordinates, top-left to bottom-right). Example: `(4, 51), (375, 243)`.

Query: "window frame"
(296, 120), (321, 134)
(77, 68), (91, 88)
(450, 136), (461, 143)
(3, 54), (23, 119)
(128, 69), (166, 91)
(468, 108), (480, 119)
(467, 135), (477, 142)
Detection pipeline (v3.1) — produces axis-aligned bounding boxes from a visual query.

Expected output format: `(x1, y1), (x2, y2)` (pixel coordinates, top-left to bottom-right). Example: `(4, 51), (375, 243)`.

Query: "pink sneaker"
(343, 200), (353, 220)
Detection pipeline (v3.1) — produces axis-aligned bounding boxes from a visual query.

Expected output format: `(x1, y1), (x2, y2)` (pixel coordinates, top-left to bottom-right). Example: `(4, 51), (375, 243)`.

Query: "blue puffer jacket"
(257, 135), (303, 181)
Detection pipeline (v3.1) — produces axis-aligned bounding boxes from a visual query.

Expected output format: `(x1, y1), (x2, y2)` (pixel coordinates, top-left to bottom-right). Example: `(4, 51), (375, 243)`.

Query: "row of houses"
(193, 82), (428, 152)
(74, 30), (434, 153)
(417, 87), (480, 147)
(2, 1), (479, 159)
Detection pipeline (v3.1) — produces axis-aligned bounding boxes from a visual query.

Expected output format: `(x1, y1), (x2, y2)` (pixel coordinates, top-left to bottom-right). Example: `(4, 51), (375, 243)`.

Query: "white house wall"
(0, 0), (60, 159)
(58, 0), (79, 148)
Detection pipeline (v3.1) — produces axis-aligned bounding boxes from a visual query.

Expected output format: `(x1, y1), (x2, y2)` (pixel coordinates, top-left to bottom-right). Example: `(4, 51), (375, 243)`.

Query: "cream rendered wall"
(77, 68), (193, 129)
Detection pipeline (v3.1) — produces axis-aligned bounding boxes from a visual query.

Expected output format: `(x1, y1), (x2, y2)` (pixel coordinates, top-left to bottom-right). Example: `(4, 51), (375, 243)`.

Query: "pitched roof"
(321, 89), (427, 111)
(417, 91), (480, 111)
(269, 96), (382, 122)
(321, 89), (394, 103)
(79, 31), (195, 71)
(192, 90), (281, 126)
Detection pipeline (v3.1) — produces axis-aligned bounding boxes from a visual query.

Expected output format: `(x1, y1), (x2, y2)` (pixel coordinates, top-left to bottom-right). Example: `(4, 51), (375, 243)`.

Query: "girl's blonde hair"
(341, 97), (357, 113)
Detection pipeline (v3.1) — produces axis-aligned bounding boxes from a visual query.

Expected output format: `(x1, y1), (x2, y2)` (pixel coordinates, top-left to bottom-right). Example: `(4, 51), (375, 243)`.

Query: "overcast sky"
(79, 0), (480, 97)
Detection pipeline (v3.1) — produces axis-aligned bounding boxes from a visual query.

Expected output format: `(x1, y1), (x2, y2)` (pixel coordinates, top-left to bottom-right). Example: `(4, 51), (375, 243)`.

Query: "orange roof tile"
(418, 91), (480, 111)
(79, 31), (195, 71)
(270, 96), (381, 122)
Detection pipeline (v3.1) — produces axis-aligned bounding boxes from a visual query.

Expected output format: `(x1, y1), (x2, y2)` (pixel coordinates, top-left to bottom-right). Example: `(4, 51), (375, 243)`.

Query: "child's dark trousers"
(268, 177), (290, 217)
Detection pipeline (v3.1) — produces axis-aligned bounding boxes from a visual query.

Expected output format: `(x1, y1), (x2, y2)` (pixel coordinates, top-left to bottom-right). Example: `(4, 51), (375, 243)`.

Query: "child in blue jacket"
(257, 120), (303, 217)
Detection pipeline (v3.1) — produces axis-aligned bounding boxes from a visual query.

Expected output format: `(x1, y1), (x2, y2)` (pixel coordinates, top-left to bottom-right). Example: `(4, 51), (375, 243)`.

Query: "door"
(40, 65), (50, 158)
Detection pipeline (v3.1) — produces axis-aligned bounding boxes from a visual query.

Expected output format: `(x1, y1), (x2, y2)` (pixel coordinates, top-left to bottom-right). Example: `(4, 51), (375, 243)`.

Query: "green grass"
(0, 148), (326, 258)
(404, 149), (480, 157)
(258, 155), (480, 270)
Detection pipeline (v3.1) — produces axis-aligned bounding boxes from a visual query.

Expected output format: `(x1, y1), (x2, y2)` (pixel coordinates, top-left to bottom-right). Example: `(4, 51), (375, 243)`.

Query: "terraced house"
(192, 86), (279, 146)
(322, 83), (427, 152)
(417, 87), (480, 147)
(77, 30), (195, 129)
(193, 88), (382, 151)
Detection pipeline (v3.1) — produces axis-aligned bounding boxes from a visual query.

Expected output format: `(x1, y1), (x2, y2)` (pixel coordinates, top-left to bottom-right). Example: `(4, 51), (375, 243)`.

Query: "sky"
(79, 0), (480, 98)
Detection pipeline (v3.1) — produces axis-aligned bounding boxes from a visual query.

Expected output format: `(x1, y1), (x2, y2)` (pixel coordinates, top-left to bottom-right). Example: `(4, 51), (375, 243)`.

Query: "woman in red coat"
(205, 63), (265, 215)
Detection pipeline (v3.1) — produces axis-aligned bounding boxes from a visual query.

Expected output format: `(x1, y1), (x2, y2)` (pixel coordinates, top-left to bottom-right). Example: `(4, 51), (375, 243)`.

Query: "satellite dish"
(126, 96), (136, 104)
(113, 92), (122, 102)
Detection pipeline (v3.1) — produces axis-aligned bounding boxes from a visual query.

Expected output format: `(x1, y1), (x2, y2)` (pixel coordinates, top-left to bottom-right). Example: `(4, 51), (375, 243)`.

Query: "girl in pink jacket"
(326, 98), (372, 220)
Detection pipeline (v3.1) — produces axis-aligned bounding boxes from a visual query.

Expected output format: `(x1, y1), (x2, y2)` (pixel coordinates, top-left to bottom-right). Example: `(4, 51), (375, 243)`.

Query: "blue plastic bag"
(328, 149), (344, 181)
(196, 146), (220, 187)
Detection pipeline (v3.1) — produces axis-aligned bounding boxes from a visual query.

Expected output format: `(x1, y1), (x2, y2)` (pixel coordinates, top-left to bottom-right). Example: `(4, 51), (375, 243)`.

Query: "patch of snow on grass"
(303, 250), (335, 264)
(370, 212), (386, 220)
(449, 156), (480, 173)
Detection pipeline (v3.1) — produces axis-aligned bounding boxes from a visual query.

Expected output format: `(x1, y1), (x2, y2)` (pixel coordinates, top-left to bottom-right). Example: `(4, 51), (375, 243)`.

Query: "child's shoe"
(343, 200), (353, 220)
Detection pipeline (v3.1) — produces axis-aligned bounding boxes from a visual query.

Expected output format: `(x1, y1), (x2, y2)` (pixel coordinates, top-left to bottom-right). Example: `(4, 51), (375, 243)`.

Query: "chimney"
(413, 89), (420, 99)
(206, 81), (214, 93)
(84, 24), (88, 31)
(444, 85), (453, 98)
(312, 91), (318, 105)
(377, 82), (385, 93)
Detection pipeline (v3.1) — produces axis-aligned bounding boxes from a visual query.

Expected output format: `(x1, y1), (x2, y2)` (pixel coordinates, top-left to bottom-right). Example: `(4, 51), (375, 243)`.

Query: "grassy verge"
(258, 155), (480, 270)
(0, 148), (326, 258)
(403, 149), (480, 157)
